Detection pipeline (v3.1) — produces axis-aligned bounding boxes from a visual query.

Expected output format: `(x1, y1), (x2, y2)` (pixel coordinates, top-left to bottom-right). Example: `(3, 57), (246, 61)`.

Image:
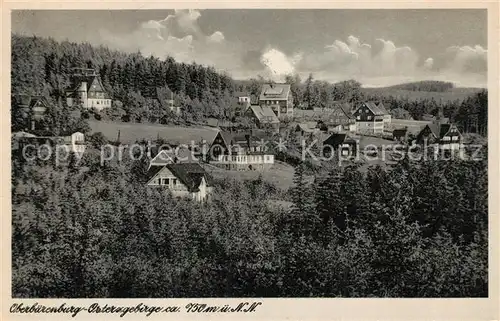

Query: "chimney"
(244, 134), (251, 148)
(31, 120), (35, 131)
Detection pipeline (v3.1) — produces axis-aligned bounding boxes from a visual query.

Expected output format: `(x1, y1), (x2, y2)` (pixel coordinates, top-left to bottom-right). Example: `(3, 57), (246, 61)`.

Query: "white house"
(146, 163), (213, 202)
(66, 69), (112, 111)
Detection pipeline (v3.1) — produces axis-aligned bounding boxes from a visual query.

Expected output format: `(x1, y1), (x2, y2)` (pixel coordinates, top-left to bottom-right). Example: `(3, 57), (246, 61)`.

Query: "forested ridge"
(12, 34), (487, 135)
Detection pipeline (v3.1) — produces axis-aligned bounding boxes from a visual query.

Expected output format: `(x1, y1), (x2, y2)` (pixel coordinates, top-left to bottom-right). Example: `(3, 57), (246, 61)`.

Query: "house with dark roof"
(246, 104), (280, 132)
(353, 101), (391, 134)
(322, 133), (358, 158)
(210, 130), (274, 171)
(65, 68), (112, 110)
(259, 83), (293, 119)
(295, 121), (320, 138)
(329, 102), (357, 132)
(146, 163), (213, 202)
(13, 95), (50, 131)
(416, 121), (462, 154)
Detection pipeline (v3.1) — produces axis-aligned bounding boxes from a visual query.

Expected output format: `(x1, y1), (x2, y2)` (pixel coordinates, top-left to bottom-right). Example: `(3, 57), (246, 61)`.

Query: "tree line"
(12, 35), (487, 136)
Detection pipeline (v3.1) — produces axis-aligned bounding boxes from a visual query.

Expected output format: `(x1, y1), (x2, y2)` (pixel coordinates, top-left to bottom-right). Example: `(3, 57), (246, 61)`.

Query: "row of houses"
(12, 131), (87, 156)
(318, 119), (463, 158)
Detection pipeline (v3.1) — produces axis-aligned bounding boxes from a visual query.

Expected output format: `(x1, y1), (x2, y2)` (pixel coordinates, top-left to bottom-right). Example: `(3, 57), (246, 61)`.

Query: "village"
(9, 9), (489, 301)
(12, 67), (465, 203)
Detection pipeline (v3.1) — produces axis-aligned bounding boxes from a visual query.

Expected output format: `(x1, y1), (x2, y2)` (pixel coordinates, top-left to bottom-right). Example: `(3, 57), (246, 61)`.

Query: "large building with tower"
(65, 68), (112, 111)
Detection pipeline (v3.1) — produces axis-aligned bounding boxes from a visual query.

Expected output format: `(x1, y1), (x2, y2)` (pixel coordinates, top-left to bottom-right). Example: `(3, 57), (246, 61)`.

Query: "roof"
(361, 101), (389, 116)
(393, 128), (408, 136)
(167, 163), (211, 192)
(296, 122), (318, 133)
(248, 105), (280, 124)
(12, 131), (37, 139)
(149, 149), (175, 167)
(220, 130), (270, 149)
(66, 75), (110, 98)
(323, 133), (356, 147)
(13, 95), (49, 108)
(259, 83), (291, 101)
(147, 163), (212, 192)
(427, 123), (452, 139)
(234, 91), (250, 97)
(332, 102), (354, 116)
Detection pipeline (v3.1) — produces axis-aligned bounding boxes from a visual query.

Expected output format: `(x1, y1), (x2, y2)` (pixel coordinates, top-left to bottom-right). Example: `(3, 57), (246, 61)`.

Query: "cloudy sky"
(12, 9), (487, 87)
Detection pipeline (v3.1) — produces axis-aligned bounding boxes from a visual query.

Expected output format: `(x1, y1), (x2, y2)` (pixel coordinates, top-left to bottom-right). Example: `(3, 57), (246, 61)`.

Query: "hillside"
(362, 86), (483, 103)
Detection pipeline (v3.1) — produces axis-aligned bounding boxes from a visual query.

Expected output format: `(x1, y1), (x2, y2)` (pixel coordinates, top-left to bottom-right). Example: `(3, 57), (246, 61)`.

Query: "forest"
(11, 144), (488, 297)
(11, 34), (489, 298)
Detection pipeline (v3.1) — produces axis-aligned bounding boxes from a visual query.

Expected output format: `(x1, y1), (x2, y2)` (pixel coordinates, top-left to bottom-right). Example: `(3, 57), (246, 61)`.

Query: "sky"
(12, 9), (488, 87)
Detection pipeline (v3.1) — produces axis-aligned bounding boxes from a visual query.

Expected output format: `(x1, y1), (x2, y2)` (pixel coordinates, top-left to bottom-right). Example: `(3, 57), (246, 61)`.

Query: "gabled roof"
(248, 105), (280, 124)
(147, 163), (212, 192)
(87, 77), (105, 93)
(167, 163), (212, 192)
(323, 133), (356, 147)
(426, 123), (453, 139)
(146, 165), (165, 182)
(149, 149), (175, 167)
(220, 130), (270, 149)
(149, 147), (199, 168)
(332, 102), (354, 116)
(296, 122), (318, 133)
(360, 101), (389, 116)
(259, 83), (291, 101)
(66, 75), (110, 98)
(13, 95), (49, 108)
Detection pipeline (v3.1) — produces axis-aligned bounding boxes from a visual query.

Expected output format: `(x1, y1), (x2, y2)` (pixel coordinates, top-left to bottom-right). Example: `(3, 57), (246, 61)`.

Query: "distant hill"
(362, 81), (483, 103)
(384, 81), (455, 92)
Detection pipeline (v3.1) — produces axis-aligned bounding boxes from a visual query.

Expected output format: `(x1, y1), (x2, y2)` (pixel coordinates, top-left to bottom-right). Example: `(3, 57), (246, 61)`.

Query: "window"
(443, 136), (451, 141)
(452, 136), (458, 141)
(173, 179), (177, 186)
(356, 116), (361, 120)
(162, 178), (170, 185)
(367, 116), (372, 120)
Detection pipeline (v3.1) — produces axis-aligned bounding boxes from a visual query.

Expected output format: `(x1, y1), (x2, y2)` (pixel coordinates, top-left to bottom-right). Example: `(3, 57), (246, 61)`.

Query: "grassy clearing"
(204, 161), (299, 191)
(89, 120), (219, 144)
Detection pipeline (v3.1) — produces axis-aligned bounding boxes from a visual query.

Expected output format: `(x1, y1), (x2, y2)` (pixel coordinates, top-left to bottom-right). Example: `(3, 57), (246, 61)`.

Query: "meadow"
(204, 161), (299, 190)
(88, 120), (219, 145)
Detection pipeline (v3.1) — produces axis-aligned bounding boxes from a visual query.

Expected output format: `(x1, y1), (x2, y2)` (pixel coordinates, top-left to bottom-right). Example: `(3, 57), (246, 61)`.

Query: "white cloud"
(207, 31), (225, 43)
(444, 45), (487, 73)
(259, 48), (300, 82)
(423, 57), (434, 69)
(98, 9), (246, 73)
(291, 36), (486, 87)
(98, 17), (487, 88)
